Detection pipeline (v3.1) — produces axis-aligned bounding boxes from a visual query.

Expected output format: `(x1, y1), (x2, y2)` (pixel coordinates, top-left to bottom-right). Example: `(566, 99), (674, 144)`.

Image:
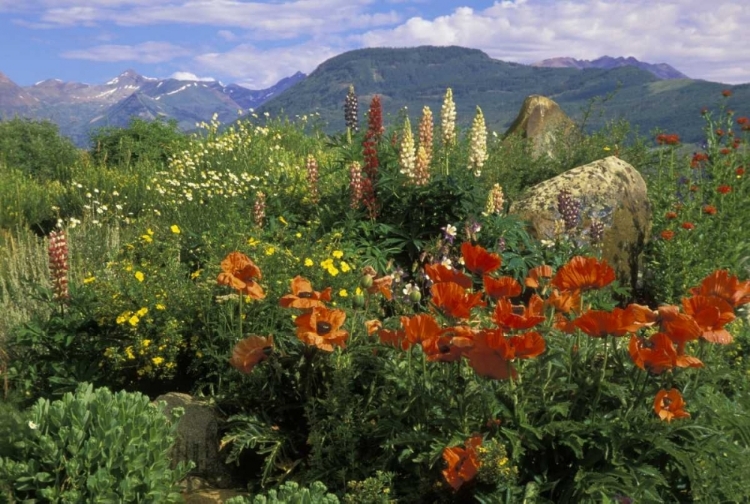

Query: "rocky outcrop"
(503, 95), (577, 159)
(508, 156), (651, 290)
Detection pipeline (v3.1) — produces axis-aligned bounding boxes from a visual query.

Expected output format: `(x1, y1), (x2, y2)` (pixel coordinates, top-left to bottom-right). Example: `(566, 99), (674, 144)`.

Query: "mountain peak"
(531, 56), (689, 80)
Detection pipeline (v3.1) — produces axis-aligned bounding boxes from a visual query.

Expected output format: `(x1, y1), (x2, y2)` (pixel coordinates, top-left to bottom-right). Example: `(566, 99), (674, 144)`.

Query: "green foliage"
(225, 481), (340, 504)
(0, 117), (80, 182)
(0, 383), (192, 502)
(89, 117), (189, 168)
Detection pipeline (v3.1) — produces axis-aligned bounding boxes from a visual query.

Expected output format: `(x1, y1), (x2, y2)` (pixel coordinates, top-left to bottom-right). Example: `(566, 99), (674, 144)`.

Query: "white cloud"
(170, 71), (215, 82)
(217, 29), (237, 41)
(61, 41), (190, 63)
(195, 41), (339, 88)
(356, 0), (750, 84)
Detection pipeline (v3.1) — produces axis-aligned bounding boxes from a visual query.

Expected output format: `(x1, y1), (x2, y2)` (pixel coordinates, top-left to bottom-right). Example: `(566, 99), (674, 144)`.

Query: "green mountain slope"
(260, 46), (749, 144)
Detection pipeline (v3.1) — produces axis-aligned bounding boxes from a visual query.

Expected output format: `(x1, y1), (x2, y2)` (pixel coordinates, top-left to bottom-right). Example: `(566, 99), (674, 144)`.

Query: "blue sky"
(1, 0), (749, 89)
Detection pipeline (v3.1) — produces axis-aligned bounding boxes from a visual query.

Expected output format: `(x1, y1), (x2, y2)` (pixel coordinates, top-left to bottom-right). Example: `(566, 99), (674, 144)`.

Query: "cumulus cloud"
(195, 41), (339, 88)
(61, 41), (190, 63)
(170, 71), (215, 82)
(356, 0), (750, 84)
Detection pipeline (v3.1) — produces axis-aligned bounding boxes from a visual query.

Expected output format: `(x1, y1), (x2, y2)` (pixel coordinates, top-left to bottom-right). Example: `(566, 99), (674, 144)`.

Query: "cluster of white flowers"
(467, 106), (487, 177)
(441, 88), (456, 148)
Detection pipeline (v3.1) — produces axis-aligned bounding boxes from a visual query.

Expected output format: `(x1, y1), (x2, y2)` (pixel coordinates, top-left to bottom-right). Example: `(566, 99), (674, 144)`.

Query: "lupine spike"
(557, 189), (581, 231)
(48, 230), (70, 302)
(399, 116), (416, 181)
(306, 154), (320, 204)
(418, 106), (434, 166)
(468, 106), (487, 177)
(253, 191), (266, 228)
(441, 88), (456, 148)
(349, 161), (363, 210)
(344, 85), (358, 132)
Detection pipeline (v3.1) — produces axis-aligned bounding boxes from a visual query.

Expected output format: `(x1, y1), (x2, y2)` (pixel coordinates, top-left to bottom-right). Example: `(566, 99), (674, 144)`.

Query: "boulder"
(504, 95), (577, 158)
(508, 156), (651, 290)
(155, 392), (233, 489)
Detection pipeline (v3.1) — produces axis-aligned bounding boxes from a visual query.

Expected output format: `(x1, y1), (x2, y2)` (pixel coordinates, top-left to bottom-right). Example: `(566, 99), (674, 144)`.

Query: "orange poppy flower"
(629, 333), (675, 374)
(431, 282), (486, 319)
(422, 335), (464, 362)
(653, 388), (690, 422)
(546, 288), (581, 314)
(400, 313), (442, 347)
(509, 331), (546, 359)
(424, 263), (472, 289)
(682, 295), (735, 344)
(229, 335), (274, 374)
(461, 242), (502, 276)
(365, 319), (382, 335)
(493, 294), (545, 330)
(550, 256), (616, 292)
(279, 275), (332, 309)
(573, 308), (633, 338)
(217, 251), (265, 299)
(378, 328), (409, 350)
(483, 275), (522, 299)
(622, 303), (658, 332)
(368, 274), (394, 300)
(657, 305), (701, 353)
(442, 435), (482, 491)
(524, 264), (553, 289)
(295, 305), (349, 351)
(553, 313), (578, 334)
(689, 269), (750, 308)
(466, 328), (516, 380)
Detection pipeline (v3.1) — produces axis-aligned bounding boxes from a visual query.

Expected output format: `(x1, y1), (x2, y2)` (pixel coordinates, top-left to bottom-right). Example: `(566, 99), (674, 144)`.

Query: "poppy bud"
(360, 275), (374, 289)
(352, 294), (366, 308)
(409, 290), (422, 303)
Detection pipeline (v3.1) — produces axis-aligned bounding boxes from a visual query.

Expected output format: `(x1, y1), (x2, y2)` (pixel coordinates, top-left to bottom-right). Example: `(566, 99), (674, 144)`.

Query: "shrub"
(0, 118), (80, 182)
(89, 117), (189, 168)
(0, 383), (191, 502)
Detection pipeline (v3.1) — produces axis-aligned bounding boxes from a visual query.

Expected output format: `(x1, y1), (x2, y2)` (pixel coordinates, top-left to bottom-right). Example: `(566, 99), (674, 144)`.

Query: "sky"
(1, 0), (749, 89)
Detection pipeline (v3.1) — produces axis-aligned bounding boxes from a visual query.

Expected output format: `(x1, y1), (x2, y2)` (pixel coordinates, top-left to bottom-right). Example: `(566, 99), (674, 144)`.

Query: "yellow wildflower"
(355, 287), (363, 295)
(332, 250), (344, 259)
(190, 269), (202, 280)
(339, 289), (348, 297)
(116, 311), (132, 325)
(83, 276), (96, 284)
(340, 261), (351, 273)
(304, 258), (314, 267)
(171, 224), (181, 234)
(128, 315), (140, 326)
(125, 346), (136, 360)
(265, 246), (276, 256)
(156, 303), (166, 310)
(295, 232), (302, 238)
(247, 237), (260, 246)
(142, 339), (152, 348)
(152, 356), (165, 366)
(147, 228), (154, 236)
(326, 265), (340, 277)
(134, 271), (144, 282)
(141, 234), (153, 243)
(279, 216), (288, 226)
(125, 265), (133, 272)
(136, 307), (149, 317)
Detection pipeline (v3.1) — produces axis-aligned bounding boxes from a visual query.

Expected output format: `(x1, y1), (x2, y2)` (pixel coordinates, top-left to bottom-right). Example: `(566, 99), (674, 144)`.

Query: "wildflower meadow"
(1, 88), (750, 503)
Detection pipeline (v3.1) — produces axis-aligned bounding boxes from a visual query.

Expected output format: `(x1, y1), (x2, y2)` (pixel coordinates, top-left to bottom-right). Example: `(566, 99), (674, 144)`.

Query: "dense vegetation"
(1, 85), (749, 502)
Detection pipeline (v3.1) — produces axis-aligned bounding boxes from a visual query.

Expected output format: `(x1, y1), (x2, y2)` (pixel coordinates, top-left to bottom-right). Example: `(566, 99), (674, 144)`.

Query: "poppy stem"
(238, 292), (243, 338)
(592, 335), (610, 413)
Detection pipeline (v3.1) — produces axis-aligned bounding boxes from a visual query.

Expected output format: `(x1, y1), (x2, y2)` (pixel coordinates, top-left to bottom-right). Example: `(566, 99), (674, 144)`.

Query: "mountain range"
(1, 47), (747, 147)
(0, 69), (305, 146)
(531, 56), (689, 80)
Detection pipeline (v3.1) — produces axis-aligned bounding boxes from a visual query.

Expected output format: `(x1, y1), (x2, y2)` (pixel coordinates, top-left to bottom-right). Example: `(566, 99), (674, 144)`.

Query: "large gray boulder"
(508, 156), (651, 290)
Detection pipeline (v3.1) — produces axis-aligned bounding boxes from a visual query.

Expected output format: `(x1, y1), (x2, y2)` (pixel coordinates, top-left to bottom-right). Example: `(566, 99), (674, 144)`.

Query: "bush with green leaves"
(89, 117), (189, 168)
(0, 383), (192, 502)
(225, 481), (339, 504)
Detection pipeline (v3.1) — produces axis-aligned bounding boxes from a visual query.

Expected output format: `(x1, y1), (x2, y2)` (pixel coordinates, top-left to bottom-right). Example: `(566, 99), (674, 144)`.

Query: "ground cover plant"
(1, 87), (749, 503)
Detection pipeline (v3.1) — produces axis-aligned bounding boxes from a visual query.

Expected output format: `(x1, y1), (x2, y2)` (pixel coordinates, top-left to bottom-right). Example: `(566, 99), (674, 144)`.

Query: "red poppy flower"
(717, 184), (732, 194)
(279, 276), (332, 309)
(400, 313), (442, 347)
(552, 313), (578, 334)
(665, 211), (678, 219)
(660, 230), (675, 241)
(466, 328), (516, 380)
(573, 308), (631, 338)
(656, 133), (680, 145)
(737, 167), (746, 176)
(654, 389), (690, 422)
(681, 222), (695, 231)
(657, 305), (702, 354)
(461, 242), (502, 276)
(682, 295), (736, 344)
(629, 333), (703, 374)
(217, 251), (265, 299)
(722, 89), (733, 97)
(483, 275), (522, 299)
(524, 264), (554, 289)
(546, 288), (581, 314)
(689, 270), (750, 308)
(422, 334), (465, 362)
(295, 306), (349, 351)
(622, 303), (658, 332)
(378, 328), (408, 350)
(702, 205), (717, 215)
(550, 256), (616, 292)
(442, 436), (482, 490)
(509, 331), (546, 359)
(690, 153), (709, 168)
(493, 294), (546, 330)
(431, 282), (486, 319)
(229, 335), (274, 374)
(424, 262), (473, 289)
